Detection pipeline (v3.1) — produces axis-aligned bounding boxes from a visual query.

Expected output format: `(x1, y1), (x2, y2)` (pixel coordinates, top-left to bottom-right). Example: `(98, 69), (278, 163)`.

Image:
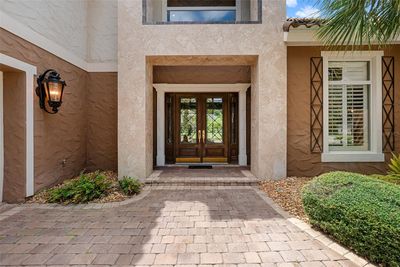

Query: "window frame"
(321, 51), (385, 162)
(142, 0), (262, 25)
(165, 6), (237, 23)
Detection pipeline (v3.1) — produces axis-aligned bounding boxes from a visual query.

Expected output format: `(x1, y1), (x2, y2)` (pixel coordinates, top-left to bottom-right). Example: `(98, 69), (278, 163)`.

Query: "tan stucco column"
(250, 53), (287, 179)
(118, 57), (154, 181)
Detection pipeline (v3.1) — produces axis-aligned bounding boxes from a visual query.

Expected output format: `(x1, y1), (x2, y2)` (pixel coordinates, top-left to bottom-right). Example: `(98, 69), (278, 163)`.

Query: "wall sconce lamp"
(36, 69), (66, 114)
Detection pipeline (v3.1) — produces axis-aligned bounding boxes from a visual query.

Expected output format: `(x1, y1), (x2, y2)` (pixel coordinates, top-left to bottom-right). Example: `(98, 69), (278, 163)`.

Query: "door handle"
(198, 130), (201, 143)
(202, 130), (206, 144)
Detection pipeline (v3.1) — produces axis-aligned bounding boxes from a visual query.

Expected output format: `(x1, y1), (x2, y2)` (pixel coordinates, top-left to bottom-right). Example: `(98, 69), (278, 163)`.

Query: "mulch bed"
(259, 177), (313, 222)
(26, 171), (129, 204)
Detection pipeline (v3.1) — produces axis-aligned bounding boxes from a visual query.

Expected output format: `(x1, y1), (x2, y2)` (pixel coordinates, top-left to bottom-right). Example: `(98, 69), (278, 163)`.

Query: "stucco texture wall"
(86, 72), (118, 172)
(153, 66), (251, 83)
(118, 0), (287, 180)
(2, 72), (26, 202)
(287, 45), (400, 177)
(0, 0), (118, 64)
(0, 0), (88, 60)
(0, 29), (117, 201)
(87, 0), (118, 63)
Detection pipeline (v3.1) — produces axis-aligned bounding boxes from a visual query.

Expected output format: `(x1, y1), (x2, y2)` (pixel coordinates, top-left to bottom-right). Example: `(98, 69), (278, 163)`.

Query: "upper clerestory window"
(143, 0), (262, 24)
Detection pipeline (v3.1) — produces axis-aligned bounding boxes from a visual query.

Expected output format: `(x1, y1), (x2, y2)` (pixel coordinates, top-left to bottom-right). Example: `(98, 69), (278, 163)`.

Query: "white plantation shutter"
(328, 85), (343, 148)
(346, 85), (369, 149)
(328, 62), (370, 151)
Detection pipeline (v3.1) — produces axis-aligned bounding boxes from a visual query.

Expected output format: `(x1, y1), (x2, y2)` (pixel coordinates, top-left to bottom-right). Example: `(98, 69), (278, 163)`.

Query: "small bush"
(48, 171), (112, 204)
(302, 172), (400, 266)
(389, 153), (400, 175)
(119, 176), (142, 195)
(371, 174), (400, 185)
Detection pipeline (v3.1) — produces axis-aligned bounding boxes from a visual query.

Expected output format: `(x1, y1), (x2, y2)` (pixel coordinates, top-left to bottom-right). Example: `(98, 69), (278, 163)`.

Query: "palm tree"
(316, 0), (400, 49)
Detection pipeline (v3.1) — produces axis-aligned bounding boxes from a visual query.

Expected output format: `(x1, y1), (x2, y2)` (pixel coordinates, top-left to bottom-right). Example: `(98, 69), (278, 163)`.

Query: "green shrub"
(48, 171), (112, 204)
(371, 174), (400, 185)
(302, 171), (400, 266)
(389, 153), (400, 175)
(119, 176), (142, 195)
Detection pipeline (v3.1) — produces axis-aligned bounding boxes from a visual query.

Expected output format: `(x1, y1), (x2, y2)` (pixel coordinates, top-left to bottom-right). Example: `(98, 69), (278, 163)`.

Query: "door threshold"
(159, 164), (245, 168)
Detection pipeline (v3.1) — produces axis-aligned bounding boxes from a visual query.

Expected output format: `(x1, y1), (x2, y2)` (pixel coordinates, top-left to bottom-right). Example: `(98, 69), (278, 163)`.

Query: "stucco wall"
(287, 46), (400, 177)
(118, 0), (287, 179)
(1, 29), (118, 200)
(86, 72), (118, 172)
(0, 0), (88, 60)
(87, 0), (118, 63)
(153, 66), (251, 83)
(0, 0), (118, 64)
(2, 72), (26, 202)
(0, 29), (88, 192)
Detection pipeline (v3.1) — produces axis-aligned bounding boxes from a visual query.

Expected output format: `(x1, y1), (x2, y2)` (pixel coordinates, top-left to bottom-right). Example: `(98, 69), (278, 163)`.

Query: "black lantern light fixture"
(36, 69), (66, 114)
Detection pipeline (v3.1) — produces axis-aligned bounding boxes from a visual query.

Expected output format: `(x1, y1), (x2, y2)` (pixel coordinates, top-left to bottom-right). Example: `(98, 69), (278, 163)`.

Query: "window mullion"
(342, 85), (348, 148)
(364, 85), (369, 150)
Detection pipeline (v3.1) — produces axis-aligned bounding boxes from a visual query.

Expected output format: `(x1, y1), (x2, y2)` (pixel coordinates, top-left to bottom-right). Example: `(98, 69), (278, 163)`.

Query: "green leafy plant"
(47, 171), (112, 204)
(316, 0), (400, 49)
(388, 153), (400, 176)
(119, 176), (142, 195)
(302, 172), (400, 266)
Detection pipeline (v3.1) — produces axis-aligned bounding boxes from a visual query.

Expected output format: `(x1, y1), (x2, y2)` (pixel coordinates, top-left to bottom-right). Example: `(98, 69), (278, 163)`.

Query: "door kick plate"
(176, 157), (201, 163)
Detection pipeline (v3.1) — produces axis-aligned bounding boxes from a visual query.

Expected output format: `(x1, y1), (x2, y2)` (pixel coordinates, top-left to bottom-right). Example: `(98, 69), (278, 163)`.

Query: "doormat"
(188, 165), (213, 169)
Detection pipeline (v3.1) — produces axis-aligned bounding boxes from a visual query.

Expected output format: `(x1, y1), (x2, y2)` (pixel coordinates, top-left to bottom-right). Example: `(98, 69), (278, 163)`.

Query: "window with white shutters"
(327, 61), (370, 152)
(321, 51), (384, 163)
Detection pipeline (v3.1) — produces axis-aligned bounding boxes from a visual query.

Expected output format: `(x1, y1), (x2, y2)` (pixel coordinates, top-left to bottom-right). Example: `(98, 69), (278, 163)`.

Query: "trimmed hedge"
(302, 172), (400, 266)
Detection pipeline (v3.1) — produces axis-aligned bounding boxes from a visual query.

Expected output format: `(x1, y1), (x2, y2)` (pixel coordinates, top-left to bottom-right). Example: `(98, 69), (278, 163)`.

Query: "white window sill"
(321, 152), (385, 163)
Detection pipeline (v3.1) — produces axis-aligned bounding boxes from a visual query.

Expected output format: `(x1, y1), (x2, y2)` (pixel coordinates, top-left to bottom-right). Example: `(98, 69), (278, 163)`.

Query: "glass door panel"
(206, 97), (224, 144)
(202, 95), (228, 163)
(175, 96), (201, 163)
(179, 98), (197, 144)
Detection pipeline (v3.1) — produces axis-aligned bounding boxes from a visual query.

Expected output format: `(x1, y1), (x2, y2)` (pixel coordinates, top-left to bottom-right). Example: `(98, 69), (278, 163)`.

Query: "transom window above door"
(143, 0), (262, 24)
(321, 51), (385, 163)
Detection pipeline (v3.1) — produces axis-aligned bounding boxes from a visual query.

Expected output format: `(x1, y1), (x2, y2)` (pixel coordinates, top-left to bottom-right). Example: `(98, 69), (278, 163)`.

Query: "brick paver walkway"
(0, 186), (360, 266)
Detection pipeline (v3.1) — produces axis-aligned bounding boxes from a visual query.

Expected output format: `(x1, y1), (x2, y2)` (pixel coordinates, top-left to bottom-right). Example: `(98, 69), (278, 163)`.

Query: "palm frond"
(315, 0), (400, 49)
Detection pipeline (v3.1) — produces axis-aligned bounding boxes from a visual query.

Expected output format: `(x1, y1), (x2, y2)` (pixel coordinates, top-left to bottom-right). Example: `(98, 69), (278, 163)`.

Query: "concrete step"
(145, 177), (260, 186)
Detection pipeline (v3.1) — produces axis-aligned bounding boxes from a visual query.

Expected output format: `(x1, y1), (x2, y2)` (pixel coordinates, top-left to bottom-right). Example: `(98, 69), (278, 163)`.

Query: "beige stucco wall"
(118, 0), (287, 179)
(0, 0), (117, 64)
(0, 0), (88, 60)
(87, 0), (118, 64)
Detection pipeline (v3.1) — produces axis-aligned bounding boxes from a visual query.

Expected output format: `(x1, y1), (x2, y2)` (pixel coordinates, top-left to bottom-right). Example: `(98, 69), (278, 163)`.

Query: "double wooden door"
(174, 93), (229, 163)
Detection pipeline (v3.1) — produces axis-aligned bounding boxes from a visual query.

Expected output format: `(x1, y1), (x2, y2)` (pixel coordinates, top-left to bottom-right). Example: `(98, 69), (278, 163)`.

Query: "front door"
(175, 93), (228, 163)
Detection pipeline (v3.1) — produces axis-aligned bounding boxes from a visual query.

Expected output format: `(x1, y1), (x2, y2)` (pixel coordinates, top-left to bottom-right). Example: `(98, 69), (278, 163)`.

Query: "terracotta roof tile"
(283, 18), (323, 32)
